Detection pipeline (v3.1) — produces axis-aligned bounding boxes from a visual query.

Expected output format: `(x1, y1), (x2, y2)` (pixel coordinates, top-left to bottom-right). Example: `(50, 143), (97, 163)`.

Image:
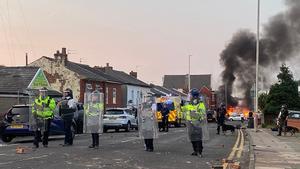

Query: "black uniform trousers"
(191, 140), (203, 154)
(91, 133), (99, 146)
(33, 119), (51, 147)
(162, 116), (169, 132)
(217, 118), (225, 134)
(64, 119), (73, 145)
(144, 139), (154, 151)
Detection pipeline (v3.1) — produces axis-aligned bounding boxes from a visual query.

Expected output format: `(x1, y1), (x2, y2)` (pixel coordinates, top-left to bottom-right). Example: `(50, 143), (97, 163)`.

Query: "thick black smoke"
(220, 0), (300, 108)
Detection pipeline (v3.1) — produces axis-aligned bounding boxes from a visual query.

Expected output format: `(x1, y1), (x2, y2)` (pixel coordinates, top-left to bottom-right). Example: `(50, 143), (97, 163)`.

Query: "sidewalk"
(248, 128), (300, 169)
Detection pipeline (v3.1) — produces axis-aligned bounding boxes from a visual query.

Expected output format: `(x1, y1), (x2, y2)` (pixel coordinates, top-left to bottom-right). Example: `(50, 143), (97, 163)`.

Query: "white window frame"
(113, 88), (117, 104)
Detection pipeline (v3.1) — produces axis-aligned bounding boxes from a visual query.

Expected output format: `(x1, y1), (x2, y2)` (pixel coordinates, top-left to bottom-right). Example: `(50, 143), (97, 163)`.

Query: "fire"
(227, 106), (250, 118)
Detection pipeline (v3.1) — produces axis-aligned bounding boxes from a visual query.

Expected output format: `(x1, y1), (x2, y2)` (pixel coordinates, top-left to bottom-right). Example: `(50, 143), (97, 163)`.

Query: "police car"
(0, 104), (80, 143)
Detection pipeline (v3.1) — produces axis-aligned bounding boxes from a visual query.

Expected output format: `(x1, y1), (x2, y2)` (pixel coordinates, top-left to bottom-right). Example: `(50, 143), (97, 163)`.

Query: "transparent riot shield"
(186, 118), (209, 142)
(139, 97), (158, 139)
(83, 91), (104, 134)
(28, 90), (47, 132)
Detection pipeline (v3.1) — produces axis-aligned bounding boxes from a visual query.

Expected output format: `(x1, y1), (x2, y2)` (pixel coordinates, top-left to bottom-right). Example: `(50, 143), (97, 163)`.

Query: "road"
(0, 122), (248, 169)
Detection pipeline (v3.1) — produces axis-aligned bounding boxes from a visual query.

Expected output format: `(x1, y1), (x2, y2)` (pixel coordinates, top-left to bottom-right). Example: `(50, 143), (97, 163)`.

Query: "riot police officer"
(59, 88), (77, 146)
(277, 104), (289, 136)
(32, 87), (56, 148)
(84, 91), (104, 149)
(216, 103), (226, 135)
(182, 88), (209, 157)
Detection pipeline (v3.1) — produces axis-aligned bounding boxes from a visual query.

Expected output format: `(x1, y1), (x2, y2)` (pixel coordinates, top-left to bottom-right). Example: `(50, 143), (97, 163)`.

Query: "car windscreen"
(106, 110), (124, 115)
(11, 107), (29, 123)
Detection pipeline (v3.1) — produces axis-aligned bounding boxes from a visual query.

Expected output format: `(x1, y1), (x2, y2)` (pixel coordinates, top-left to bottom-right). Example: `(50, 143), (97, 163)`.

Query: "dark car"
(206, 110), (216, 122)
(0, 104), (80, 143)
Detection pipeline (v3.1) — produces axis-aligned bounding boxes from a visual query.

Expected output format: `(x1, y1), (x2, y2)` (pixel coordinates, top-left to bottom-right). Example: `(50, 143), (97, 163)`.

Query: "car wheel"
(103, 128), (108, 133)
(115, 128), (119, 132)
(230, 119), (233, 121)
(125, 122), (131, 132)
(1, 134), (14, 143)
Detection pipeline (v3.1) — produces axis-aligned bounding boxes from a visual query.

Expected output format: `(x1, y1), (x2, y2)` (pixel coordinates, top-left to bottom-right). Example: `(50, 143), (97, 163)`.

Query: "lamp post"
(255, 0), (260, 131)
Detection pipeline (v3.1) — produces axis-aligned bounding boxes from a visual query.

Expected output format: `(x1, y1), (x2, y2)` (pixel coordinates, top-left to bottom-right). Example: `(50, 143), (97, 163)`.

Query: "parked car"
(103, 108), (138, 132)
(228, 113), (244, 121)
(287, 110), (300, 133)
(206, 110), (216, 122)
(0, 104), (80, 143)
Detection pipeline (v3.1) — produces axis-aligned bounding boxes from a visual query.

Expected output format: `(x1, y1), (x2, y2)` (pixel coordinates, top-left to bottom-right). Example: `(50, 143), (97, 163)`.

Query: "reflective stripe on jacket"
(182, 102), (206, 121)
(32, 96), (56, 119)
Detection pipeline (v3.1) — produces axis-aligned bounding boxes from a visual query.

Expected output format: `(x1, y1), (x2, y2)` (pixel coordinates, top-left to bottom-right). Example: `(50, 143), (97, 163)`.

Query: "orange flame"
(227, 106), (250, 118)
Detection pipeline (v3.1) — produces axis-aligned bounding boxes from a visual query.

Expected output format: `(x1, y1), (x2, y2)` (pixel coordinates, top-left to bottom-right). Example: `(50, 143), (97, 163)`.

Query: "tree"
(263, 64), (300, 114)
(258, 92), (268, 111)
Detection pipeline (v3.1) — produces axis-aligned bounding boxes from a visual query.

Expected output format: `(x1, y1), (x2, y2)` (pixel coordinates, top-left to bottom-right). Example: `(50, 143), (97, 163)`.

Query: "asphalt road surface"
(0, 122), (248, 169)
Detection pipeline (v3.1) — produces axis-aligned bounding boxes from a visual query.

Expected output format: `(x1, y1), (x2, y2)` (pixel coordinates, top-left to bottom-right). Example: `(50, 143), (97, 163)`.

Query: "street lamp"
(188, 55), (191, 92)
(255, 0), (260, 113)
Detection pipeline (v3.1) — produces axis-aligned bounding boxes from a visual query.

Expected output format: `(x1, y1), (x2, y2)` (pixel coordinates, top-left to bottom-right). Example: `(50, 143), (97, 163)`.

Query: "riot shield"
(139, 97), (158, 139)
(28, 90), (47, 132)
(83, 91), (104, 134)
(186, 118), (209, 142)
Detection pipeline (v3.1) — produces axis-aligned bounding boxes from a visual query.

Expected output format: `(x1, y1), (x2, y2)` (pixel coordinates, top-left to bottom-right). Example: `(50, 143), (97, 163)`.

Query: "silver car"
(103, 108), (138, 132)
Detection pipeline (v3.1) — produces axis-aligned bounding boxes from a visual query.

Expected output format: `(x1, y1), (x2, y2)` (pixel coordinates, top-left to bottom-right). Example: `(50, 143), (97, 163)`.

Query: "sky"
(0, 0), (289, 89)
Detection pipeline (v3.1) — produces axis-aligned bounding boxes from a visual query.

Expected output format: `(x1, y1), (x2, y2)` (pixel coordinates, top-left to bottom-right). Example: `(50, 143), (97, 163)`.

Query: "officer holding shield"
(84, 90), (104, 149)
(139, 96), (158, 152)
(31, 87), (56, 148)
(182, 88), (209, 157)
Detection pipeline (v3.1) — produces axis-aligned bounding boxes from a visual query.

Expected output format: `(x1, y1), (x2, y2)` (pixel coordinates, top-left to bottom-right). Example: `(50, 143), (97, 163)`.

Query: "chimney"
(54, 48), (68, 66)
(104, 63), (113, 72)
(130, 71), (137, 78)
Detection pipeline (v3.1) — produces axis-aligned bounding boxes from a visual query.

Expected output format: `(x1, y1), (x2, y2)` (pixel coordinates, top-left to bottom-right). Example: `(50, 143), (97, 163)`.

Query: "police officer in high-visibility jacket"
(84, 91), (104, 149)
(182, 88), (209, 157)
(32, 87), (56, 148)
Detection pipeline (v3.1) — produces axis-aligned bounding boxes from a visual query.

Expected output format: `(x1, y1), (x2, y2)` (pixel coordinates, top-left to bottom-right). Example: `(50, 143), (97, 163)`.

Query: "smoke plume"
(220, 0), (300, 108)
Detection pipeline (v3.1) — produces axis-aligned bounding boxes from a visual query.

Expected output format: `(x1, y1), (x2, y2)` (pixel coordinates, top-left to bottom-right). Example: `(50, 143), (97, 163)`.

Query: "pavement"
(0, 123), (247, 169)
(248, 128), (300, 169)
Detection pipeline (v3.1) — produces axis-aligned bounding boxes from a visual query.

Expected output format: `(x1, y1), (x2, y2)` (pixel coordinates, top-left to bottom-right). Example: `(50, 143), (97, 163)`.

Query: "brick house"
(95, 64), (151, 108)
(29, 48), (123, 108)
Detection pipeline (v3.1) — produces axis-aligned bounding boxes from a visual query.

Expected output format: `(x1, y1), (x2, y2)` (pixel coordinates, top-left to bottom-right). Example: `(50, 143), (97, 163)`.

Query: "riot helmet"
(39, 87), (48, 99)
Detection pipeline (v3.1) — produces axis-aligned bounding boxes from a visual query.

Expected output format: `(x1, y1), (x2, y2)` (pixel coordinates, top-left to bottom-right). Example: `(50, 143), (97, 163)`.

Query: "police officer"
(32, 87), (56, 148)
(85, 91), (104, 149)
(277, 104), (289, 136)
(161, 103), (170, 132)
(182, 88), (208, 157)
(59, 88), (77, 146)
(216, 103), (226, 135)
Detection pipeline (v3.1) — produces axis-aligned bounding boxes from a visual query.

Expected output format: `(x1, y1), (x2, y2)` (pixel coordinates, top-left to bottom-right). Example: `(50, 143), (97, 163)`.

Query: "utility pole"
(225, 83), (228, 109)
(255, 0), (260, 132)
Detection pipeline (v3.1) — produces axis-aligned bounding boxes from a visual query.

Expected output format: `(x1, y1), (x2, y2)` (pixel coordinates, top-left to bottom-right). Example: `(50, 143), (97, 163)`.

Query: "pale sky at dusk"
(1, 0), (294, 90)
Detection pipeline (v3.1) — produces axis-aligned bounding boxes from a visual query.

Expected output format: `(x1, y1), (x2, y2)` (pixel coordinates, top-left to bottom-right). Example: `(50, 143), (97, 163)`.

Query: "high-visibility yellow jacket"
(32, 96), (56, 119)
(85, 103), (104, 116)
(182, 102), (206, 121)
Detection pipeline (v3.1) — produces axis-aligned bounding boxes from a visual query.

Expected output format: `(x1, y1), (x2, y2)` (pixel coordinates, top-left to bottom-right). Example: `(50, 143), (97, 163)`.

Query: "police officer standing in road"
(161, 103), (170, 132)
(84, 90), (104, 149)
(59, 88), (77, 146)
(216, 103), (226, 135)
(277, 104), (289, 136)
(31, 87), (56, 148)
(182, 89), (209, 157)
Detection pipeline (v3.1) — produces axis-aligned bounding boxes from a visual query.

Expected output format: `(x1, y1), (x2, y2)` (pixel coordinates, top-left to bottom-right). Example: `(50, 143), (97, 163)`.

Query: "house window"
(137, 91), (140, 104)
(106, 87), (109, 104)
(113, 88), (117, 104)
(131, 90), (134, 102)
